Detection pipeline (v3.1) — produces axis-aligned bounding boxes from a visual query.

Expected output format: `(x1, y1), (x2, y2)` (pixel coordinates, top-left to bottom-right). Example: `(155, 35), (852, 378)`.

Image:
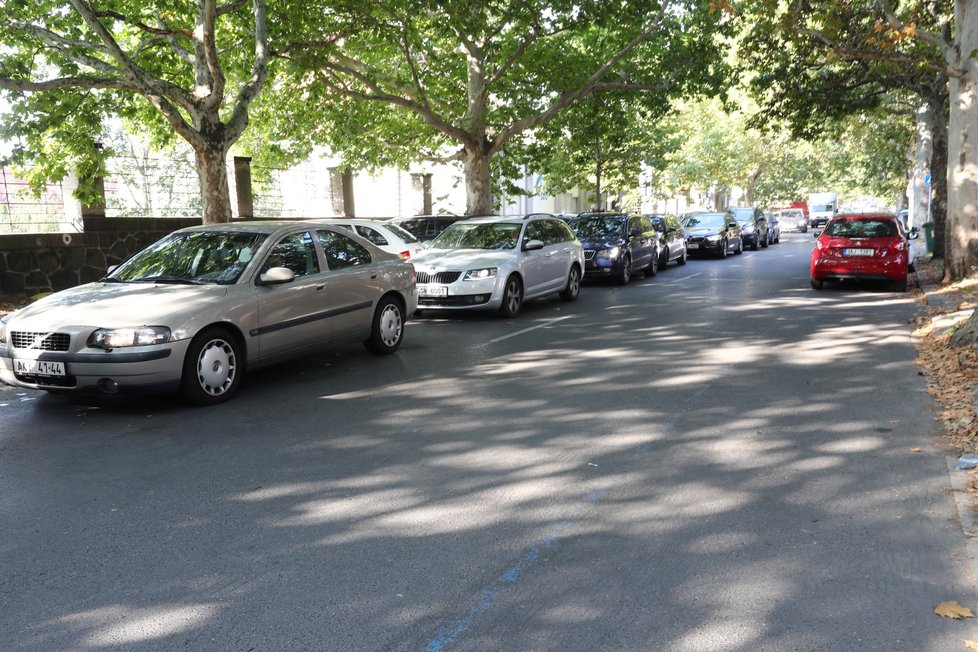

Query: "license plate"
(14, 359), (66, 376)
(687, 243), (699, 250)
(418, 286), (447, 297)
(844, 248), (874, 257)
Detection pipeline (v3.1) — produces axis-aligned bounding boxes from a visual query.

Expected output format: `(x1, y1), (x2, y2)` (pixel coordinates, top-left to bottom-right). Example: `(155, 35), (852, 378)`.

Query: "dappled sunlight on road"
(35, 603), (221, 649)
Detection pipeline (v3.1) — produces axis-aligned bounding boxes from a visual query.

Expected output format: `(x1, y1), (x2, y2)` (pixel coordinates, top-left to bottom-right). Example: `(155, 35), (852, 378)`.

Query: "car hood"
(577, 237), (624, 250)
(4, 282), (231, 329)
(411, 249), (514, 271)
(686, 227), (721, 236)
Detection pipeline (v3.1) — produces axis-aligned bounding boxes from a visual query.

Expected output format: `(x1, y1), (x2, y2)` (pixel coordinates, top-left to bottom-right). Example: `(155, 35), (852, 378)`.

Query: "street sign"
(924, 172), (932, 187)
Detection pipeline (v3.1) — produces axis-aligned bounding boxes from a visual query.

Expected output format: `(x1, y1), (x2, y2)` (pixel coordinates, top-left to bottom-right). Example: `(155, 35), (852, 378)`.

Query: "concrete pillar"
(233, 156), (254, 219)
(80, 175), (106, 218)
(342, 169), (355, 218)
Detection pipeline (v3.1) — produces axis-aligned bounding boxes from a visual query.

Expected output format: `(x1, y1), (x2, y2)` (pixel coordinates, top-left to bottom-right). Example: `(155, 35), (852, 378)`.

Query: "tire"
(677, 249), (688, 265)
(364, 295), (404, 354)
(751, 238), (759, 251)
(658, 246), (669, 271)
(646, 251), (659, 277)
(718, 239), (728, 259)
(801, 227), (808, 233)
(760, 234), (769, 248)
(560, 265), (581, 301)
(180, 327), (242, 405)
(499, 275), (523, 317)
(616, 255), (632, 285)
(892, 277), (909, 292)
(734, 239), (743, 255)
(774, 232), (781, 244)
(810, 278), (823, 290)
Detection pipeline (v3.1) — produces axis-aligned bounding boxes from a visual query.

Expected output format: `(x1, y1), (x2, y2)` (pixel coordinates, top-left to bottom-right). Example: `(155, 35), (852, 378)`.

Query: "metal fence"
(0, 168), (75, 234)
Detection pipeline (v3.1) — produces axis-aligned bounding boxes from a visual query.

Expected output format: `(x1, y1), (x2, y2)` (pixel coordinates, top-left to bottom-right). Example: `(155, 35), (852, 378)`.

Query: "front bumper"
(416, 275), (503, 311)
(0, 340), (191, 395)
(686, 238), (723, 255)
(583, 251), (625, 277)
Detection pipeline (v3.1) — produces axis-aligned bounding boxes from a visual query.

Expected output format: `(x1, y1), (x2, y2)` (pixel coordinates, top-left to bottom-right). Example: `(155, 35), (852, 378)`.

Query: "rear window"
(385, 222), (419, 243)
(823, 219), (898, 238)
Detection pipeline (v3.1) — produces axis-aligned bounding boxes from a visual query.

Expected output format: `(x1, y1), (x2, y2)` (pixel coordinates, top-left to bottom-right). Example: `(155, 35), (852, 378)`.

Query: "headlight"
(88, 326), (171, 350)
(741, 225), (754, 233)
(0, 318), (7, 344)
(706, 235), (722, 242)
(597, 247), (621, 259)
(463, 268), (497, 281)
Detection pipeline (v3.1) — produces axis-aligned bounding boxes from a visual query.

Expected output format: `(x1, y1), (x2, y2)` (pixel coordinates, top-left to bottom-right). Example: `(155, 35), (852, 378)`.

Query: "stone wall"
(0, 216), (201, 299)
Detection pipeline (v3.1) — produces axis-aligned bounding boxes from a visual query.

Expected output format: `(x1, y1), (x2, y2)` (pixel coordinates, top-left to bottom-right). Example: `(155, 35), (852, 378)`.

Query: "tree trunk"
(911, 101), (934, 231)
(595, 160), (603, 211)
(463, 145), (493, 215)
(944, 0), (978, 281)
(931, 91), (949, 259)
(194, 141), (233, 224)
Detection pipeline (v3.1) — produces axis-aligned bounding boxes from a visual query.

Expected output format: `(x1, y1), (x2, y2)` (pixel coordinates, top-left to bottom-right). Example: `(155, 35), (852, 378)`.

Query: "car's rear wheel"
(560, 265), (581, 301)
(181, 327), (242, 405)
(892, 277), (909, 292)
(810, 278), (824, 290)
(499, 275), (523, 317)
(616, 255), (632, 285)
(365, 295), (404, 354)
(646, 251), (659, 277)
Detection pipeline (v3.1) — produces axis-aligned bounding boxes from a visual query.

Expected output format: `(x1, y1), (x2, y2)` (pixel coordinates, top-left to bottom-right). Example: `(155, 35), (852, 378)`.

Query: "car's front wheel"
(718, 239), (728, 258)
(646, 251), (659, 277)
(364, 295), (404, 354)
(560, 265), (581, 301)
(180, 327), (242, 405)
(616, 255), (632, 285)
(499, 275), (524, 317)
(677, 248), (688, 265)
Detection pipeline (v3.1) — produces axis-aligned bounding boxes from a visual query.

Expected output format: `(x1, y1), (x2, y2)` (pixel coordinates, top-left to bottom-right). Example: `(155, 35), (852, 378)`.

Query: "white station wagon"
(411, 214), (584, 317)
(0, 221), (417, 404)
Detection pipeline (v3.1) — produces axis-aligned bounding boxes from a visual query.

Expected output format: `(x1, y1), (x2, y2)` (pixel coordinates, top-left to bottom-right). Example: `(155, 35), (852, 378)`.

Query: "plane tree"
(0, 0), (272, 224)
(271, 0), (734, 215)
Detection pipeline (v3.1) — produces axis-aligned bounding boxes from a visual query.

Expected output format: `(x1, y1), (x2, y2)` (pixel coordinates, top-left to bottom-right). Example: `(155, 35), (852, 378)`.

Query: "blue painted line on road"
(423, 521), (573, 652)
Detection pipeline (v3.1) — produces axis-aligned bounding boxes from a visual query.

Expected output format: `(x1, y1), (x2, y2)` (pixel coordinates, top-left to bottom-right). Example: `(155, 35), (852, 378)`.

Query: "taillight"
(814, 238), (825, 250)
(885, 239), (906, 256)
(399, 250), (411, 260)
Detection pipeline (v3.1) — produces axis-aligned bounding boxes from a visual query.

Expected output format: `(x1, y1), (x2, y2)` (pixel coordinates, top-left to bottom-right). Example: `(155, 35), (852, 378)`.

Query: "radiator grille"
(416, 271), (462, 284)
(10, 331), (71, 351)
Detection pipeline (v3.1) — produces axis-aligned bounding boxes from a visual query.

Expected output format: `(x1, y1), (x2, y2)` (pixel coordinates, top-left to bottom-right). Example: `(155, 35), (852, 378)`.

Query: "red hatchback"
(810, 213), (916, 291)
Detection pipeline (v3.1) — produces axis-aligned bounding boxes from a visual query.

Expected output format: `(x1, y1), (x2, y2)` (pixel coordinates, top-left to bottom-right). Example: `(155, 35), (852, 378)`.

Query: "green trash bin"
(922, 221), (935, 253)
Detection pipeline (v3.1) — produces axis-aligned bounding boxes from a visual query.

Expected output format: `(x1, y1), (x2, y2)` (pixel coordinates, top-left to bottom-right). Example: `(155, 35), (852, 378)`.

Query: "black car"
(728, 207), (770, 250)
(387, 214), (467, 242)
(682, 212), (743, 258)
(567, 212), (661, 284)
(647, 214), (689, 268)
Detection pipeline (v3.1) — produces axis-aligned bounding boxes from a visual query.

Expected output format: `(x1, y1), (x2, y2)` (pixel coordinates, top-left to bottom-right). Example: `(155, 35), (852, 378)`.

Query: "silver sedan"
(0, 221), (417, 404)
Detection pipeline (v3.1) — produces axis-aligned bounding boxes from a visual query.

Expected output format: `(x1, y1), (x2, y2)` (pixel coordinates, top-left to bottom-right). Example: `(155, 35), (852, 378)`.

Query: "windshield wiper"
(100, 277), (127, 283)
(132, 275), (206, 285)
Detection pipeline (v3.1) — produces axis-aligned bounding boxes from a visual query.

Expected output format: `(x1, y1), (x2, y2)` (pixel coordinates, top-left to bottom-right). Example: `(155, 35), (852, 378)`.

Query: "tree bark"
(944, 0), (978, 281)
(911, 100), (934, 231)
(463, 145), (493, 215)
(931, 88), (949, 259)
(194, 139), (232, 224)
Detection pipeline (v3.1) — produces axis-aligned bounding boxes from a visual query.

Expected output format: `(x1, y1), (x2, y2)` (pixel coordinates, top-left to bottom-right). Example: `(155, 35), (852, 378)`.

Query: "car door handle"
(371, 273), (378, 279)
(316, 283), (326, 291)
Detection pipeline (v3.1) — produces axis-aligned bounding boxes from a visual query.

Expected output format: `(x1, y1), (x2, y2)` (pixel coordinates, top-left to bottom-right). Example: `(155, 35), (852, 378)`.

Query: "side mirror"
(524, 239), (545, 251)
(909, 227), (920, 240)
(629, 229), (642, 239)
(258, 266), (296, 285)
(813, 229), (822, 238)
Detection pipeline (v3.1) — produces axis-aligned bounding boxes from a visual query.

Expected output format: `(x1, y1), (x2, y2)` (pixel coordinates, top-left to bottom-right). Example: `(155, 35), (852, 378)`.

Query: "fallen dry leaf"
(964, 640), (978, 651)
(935, 601), (975, 619)
(911, 447), (924, 453)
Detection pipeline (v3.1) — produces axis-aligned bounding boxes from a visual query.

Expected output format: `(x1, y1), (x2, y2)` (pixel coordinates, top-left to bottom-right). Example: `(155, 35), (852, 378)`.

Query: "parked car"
(411, 214), (583, 317)
(324, 218), (421, 260)
(683, 212), (744, 258)
(567, 212), (660, 284)
(387, 214), (468, 242)
(0, 221), (417, 404)
(765, 211), (781, 244)
(728, 207), (770, 250)
(809, 213), (917, 291)
(777, 208), (808, 233)
(647, 214), (689, 268)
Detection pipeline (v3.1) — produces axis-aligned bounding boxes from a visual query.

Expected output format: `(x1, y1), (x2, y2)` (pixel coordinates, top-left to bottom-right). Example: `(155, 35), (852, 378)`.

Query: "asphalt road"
(2, 232), (977, 651)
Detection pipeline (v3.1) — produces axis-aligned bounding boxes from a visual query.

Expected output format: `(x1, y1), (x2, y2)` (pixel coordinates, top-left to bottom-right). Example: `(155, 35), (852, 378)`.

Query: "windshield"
(823, 219), (898, 238)
(683, 214), (726, 229)
(429, 222), (523, 250)
(567, 217), (625, 240)
(729, 209), (754, 223)
(385, 222), (419, 243)
(108, 231), (269, 285)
